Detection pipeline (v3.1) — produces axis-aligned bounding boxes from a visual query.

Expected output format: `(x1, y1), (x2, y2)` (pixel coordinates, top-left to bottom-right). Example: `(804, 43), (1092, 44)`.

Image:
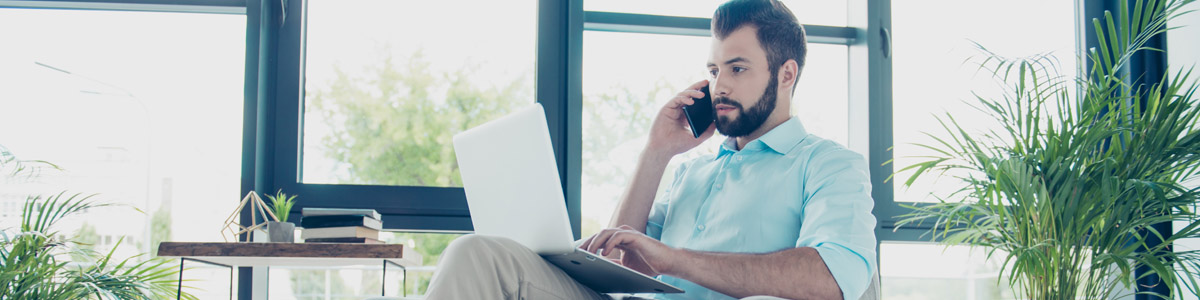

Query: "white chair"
(859, 270), (881, 300)
(739, 270), (880, 300)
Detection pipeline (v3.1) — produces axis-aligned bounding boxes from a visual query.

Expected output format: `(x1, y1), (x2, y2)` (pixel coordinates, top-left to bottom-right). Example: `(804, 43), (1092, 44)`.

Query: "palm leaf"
(2, 176), (197, 299)
(895, 0), (1200, 298)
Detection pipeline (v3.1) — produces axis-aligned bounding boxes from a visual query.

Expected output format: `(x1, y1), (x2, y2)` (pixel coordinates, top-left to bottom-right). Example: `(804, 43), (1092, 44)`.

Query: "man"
(424, 0), (876, 299)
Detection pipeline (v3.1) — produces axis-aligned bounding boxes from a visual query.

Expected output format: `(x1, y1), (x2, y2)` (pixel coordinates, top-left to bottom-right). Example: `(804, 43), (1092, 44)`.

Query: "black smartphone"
(682, 85), (714, 138)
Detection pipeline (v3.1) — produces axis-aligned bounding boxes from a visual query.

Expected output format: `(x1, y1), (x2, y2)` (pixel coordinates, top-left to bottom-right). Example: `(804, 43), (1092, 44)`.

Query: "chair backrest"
(737, 271), (880, 300)
(856, 271), (880, 300)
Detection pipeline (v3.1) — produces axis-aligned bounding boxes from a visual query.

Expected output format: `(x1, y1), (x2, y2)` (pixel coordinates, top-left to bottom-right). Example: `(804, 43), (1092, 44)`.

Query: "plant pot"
(266, 221), (295, 243)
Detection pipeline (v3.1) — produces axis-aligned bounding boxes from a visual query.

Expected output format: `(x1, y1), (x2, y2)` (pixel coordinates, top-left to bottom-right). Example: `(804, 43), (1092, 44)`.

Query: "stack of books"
(300, 208), (383, 244)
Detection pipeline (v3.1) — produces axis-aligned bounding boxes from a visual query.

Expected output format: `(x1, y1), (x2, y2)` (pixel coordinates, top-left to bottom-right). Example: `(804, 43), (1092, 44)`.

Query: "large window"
(890, 0), (1077, 203)
(301, 0), (536, 188)
(880, 243), (1017, 300)
(584, 0), (848, 27)
(882, 1), (1079, 297)
(282, 0), (538, 295)
(579, 31), (849, 238)
(270, 0), (1172, 298)
(0, 7), (246, 299)
(4, 0), (1151, 298)
(267, 232), (464, 297)
(1169, 2), (1200, 300)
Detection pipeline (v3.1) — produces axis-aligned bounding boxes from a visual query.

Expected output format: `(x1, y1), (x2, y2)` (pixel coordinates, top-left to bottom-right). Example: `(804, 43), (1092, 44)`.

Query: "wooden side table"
(158, 242), (421, 300)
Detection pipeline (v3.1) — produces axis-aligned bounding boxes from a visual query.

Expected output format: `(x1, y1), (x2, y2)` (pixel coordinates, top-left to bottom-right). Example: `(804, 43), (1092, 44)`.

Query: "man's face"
(707, 25), (778, 137)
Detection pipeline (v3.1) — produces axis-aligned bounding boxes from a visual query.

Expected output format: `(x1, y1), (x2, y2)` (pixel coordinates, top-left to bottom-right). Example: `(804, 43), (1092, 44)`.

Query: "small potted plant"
(265, 189), (298, 243)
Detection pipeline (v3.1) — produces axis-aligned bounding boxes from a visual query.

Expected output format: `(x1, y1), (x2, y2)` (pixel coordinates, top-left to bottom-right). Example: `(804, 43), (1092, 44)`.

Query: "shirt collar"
(716, 117), (808, 158)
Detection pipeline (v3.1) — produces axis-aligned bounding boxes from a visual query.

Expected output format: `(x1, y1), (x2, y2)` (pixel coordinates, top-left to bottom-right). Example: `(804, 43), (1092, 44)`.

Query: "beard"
(714, 73), (778, 137)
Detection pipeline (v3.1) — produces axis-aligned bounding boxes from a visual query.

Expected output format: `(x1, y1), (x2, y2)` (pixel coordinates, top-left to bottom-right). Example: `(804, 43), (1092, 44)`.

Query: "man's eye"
(732, 67), (746, 73)
(709, 69), (719, 77)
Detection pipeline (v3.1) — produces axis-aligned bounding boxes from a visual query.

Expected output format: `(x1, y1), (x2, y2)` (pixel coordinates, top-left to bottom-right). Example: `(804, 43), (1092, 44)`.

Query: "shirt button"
(735, 156), (743, 162)
(697, 224), (706, 231)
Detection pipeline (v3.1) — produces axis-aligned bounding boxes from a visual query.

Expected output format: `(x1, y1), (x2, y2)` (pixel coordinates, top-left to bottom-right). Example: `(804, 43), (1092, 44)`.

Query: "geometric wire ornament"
(222, 191), (281, 242)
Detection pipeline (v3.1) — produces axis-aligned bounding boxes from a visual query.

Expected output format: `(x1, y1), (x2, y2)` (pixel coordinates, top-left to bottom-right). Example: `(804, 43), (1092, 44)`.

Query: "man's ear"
(777, 59), (799, 95)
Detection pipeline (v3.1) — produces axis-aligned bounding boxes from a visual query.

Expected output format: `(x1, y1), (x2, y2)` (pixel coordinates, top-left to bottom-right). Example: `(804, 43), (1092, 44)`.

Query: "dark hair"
(712, 0), (807, 87)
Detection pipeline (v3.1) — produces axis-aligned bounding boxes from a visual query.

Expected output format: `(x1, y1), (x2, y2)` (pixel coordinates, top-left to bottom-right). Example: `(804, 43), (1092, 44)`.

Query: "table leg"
(177, 258), (184, 300)
(179, 258), (234, 300)
(382, 260), (407, 297)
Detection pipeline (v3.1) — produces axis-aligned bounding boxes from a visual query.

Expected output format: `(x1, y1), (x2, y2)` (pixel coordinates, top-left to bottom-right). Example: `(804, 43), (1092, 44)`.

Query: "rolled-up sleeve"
(795, 148), (877, 300)
(646, 200), (667, 240)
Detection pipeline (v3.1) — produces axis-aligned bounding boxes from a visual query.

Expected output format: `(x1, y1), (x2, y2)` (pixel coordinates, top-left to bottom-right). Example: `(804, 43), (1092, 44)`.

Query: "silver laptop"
(452, 103), (684, 294)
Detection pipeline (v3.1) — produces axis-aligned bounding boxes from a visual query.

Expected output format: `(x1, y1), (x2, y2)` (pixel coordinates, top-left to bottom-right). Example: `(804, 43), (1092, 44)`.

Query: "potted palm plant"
(265, 189), (298, 243)
(1, 145), (196, 299)
(896, 0), (1200, 299)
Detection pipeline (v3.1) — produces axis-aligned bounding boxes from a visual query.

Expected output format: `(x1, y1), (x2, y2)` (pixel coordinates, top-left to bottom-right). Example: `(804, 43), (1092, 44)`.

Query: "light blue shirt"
(645, 117), (877, 300)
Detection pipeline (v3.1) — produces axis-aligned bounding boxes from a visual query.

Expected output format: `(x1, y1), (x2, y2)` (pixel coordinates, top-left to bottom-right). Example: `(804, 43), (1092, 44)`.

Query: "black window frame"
(262, 0), (581, 233)
(1, 0), (1171, 298)
(875, 1), (1170, 298)
(264, 0), (863, 237)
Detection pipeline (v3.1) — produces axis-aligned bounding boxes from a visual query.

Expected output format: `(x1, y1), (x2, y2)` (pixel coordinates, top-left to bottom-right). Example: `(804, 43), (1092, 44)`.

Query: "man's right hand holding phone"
(644, 79), (717, 160)
(597, 79), (717, 269)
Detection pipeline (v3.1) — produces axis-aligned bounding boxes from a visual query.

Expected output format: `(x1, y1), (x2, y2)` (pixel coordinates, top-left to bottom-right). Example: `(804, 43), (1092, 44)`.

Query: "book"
(301, 215), (382, 230)
(301, 207), (381, 220)
(300, 226), (380, 240)
(303, 237), (385, 244)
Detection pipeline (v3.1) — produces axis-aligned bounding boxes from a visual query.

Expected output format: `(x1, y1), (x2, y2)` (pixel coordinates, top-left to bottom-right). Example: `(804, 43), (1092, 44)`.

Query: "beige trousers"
(423, 235), (792, 300)
(423, 234), (612, 300)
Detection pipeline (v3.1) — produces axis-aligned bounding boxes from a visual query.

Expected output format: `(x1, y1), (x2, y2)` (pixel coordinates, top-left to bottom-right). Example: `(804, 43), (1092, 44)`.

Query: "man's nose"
(711, 74), (731, 97)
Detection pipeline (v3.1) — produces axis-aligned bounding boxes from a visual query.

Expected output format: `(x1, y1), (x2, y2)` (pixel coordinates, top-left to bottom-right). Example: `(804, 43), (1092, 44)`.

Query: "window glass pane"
(891, 1), (1076, 203)
(1175, 216), (1200, 300)
(1169, 0), (1200, 76)
(268, 232), (462, 298)
(269, 268), (398, 299)
(1169, 3), (1200, 300)
(580, 31), (847, 238)
(585, 0), (847, 27)
(880, 242), (1017, 300)
(302, 0), (536, 187)
(797, 44), (849, 146)
(0, 8), (245, 299)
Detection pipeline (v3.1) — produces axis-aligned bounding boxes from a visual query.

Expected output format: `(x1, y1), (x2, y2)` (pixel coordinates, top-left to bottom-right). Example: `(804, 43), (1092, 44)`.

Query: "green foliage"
(283, 232), (459, 297)
(307, 45), (678, 295)
(1, 145), (195, 299)
(581, 79), (673, 189)
(896, 0), (1200, 299)
(0, 193), (196, 300)
(308, 50), (530, 186)
(389, 232), (463, 295)
(287, 269), (349, 299)
(0, 144), (58, 180)
(148, 207), (171, 257)
(305, 48), (521, 295)
(265, 190), (298, 223)
(71, 222), (100, 262)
